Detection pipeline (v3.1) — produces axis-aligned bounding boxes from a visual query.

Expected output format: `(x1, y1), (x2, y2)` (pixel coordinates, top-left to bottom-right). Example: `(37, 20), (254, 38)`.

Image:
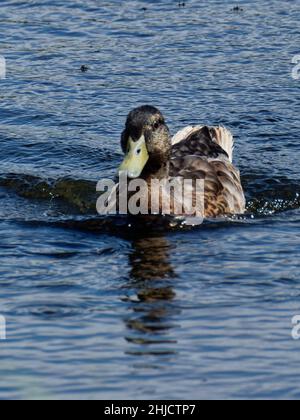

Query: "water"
(0, 0), (300, 400)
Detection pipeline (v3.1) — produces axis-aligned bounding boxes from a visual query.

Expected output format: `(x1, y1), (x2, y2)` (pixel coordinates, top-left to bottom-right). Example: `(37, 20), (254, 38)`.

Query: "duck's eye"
(136, 148), (142, 155)
(153, 121), (160, 130)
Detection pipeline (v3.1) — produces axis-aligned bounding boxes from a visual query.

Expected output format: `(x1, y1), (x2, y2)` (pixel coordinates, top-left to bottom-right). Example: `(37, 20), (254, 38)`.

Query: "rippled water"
(1, 0), (300, 400)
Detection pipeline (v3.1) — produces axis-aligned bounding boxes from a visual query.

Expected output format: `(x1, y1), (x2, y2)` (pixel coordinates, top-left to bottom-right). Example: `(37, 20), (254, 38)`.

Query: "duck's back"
(170, 126), (246, 217)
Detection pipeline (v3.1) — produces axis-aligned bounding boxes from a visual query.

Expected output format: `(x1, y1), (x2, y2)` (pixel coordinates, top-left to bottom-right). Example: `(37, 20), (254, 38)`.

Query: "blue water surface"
(0, 0), (300, 399)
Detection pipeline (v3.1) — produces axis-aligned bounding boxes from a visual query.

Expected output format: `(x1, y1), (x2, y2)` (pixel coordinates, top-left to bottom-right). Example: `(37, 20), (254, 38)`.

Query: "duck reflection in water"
(123, 236), (180, 359)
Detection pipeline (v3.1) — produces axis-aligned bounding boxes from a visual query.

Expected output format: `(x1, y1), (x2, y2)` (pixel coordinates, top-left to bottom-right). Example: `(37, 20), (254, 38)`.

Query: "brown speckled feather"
(170, 126), (245, 217)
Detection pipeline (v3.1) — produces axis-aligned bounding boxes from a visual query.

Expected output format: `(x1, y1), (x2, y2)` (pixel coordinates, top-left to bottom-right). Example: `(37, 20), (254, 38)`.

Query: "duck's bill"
(118, 136), (149, 179)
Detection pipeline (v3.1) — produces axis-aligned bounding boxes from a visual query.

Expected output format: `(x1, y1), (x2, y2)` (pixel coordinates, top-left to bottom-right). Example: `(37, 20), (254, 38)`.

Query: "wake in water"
(0, 171), (299, 232)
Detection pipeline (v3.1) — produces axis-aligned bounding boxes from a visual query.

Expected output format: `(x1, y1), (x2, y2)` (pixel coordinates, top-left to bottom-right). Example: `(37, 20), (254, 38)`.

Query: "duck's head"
(119, 105), (171, 179)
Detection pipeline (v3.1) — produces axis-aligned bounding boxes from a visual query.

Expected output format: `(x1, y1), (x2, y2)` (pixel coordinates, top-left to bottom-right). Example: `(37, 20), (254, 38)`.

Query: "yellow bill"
(118, 136), (149, 179)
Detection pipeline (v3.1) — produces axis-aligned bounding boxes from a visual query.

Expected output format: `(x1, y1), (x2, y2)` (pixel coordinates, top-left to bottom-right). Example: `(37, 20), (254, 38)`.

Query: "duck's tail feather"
(210, 126), (234, 163)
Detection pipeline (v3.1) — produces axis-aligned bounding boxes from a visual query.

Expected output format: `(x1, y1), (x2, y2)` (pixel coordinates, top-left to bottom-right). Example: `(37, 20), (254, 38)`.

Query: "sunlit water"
(0, 0), (300, 400)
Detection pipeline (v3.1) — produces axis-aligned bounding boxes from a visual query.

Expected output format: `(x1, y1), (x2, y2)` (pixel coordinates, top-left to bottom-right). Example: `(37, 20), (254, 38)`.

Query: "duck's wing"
(172, 125), (234, 162)
(170, 126), (245, 216)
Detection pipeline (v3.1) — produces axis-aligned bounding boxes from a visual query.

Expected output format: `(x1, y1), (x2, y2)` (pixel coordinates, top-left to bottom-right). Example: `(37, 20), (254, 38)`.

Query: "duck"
(118, 105), (245, 219)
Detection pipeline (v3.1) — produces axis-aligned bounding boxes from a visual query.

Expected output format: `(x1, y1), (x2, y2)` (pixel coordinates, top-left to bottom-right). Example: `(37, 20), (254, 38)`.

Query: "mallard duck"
(118, 105), (245, 218)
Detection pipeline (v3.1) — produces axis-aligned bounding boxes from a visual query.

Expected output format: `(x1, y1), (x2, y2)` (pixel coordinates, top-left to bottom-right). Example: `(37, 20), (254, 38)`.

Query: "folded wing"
(170, 126), (245, 216)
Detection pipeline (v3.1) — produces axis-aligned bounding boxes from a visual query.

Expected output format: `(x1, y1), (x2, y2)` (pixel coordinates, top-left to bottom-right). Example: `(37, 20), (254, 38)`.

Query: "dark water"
(0, 0), (300, 399)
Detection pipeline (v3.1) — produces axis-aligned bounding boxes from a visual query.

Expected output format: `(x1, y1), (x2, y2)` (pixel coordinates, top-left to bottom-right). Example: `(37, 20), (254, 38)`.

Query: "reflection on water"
(124, 236), (179, 357)
(1, 0), (300, 400)
(129, 237), (175, 281)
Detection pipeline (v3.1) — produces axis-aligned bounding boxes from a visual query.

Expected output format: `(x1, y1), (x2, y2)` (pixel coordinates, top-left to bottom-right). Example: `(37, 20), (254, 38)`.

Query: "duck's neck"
(142, 160), (170, 180)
